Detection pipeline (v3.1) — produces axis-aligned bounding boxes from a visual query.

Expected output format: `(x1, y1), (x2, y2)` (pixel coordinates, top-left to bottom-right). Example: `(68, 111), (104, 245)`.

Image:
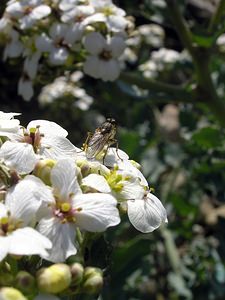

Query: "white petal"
(84, 32), (105, 55)
(107, 15), (128, 32)
(127, 193), (167, 233)
(8, 227), (52, 257)
(119, 176), (145, 201)
(40, 136), (77, 160)
(4, 40), (24, 59)
(38, 217), (77, 262)
(82, 174), (111, 193)
(5, 175), (54, 224)
(100, 59), (120, 81)
(110, 36), (126, 57)
(20, 15), (35, 30)
(0, 203), (8, 218)
(49, 23), (68, 40)
(35, 34), (52, 52)
(51, 158), (81, 200)
(0, 141), (38, 174)
(6, 2), (23, 18)
(31, 5), (51, 20)
(0, 237), (10, 261)
(59, 0), (79, 11)
(24, 52), (41, 79)
(74, 193), (120, 231)
(28, 120), (68, 137)
(49, 47), (69, 65)
(83, 56), (101, 79)
(18, 78), (34, 101)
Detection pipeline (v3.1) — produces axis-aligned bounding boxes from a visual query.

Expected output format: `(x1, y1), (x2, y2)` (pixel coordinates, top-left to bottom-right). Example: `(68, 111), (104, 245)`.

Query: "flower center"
(0, 214), (23, 236)
(24, 6), (33, 15)
(54, 201), (82, 224)
(105, 169), (124, 192)
(101, 6), (114, 16)
(23, 126), (43, 153)
(99, 50), (112, 61)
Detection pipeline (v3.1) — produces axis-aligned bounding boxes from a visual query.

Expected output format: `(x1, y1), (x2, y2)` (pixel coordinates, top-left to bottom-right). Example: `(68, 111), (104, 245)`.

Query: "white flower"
(0, 175), (52, 261)
(35, 23), (73, 65)
(127, 192), (168, 233)
(6, 0), (51, 30)
(37, 158), (120, 262)
(0, 111), (21, 138)
(61, 4), (94, 24)
(0, 120), (77, 174)
(89, 0), (128, 32)
(34, 294), (61, 300)
(83, 32), (126, 81)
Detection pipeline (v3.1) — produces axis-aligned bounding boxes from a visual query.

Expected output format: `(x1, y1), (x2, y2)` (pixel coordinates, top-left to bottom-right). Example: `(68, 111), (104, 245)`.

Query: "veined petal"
(40, 136), (77, 160)
(37, 217), (77, 262)
(74, 193), (120, 231)
(51, 159), (81, 200)
(5, 175), (54, 224)
(28, 120), (68, 137)
(127, 193), (167, 233)
(0, 141), (38, 174)
(8, 227), (52, 257)
(82, 174), (111, 193)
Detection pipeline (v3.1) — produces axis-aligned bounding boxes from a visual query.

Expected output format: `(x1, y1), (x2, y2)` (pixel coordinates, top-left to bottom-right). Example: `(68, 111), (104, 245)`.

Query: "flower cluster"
(38, 71), (93, 110)
(0, 110), (167, 266)
(0, 0), (131, 100)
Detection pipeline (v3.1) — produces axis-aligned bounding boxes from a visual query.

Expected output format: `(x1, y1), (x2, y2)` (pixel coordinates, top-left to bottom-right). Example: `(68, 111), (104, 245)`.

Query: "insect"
(83, 118), (118, 162)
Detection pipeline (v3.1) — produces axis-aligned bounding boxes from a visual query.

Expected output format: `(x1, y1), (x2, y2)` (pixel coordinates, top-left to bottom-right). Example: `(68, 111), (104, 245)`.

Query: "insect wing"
(86, 131), (106, 159)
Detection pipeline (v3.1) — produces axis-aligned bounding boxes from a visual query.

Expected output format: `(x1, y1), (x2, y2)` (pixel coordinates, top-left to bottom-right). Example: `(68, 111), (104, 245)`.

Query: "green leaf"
(191, 127), (223, 149)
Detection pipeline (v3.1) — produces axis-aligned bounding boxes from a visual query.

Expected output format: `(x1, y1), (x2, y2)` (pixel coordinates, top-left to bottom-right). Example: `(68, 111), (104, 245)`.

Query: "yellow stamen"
(61, 203), (71, 212)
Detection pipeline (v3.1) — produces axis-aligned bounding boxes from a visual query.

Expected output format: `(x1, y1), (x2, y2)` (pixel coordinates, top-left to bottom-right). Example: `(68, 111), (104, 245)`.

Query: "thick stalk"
(165, 0), (225, 126)
(120, 72), (193, 103)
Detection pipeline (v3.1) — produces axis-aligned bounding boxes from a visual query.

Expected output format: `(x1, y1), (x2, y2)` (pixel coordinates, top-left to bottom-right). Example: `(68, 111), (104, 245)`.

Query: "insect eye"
(107, 118), (116, 124)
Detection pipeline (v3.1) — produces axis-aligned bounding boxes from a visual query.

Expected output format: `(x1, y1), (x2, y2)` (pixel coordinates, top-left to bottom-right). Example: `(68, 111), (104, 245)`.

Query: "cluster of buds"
(0, 110), (167, 297)
(0, 0), (131, 100)
(0, 262), (103, 299)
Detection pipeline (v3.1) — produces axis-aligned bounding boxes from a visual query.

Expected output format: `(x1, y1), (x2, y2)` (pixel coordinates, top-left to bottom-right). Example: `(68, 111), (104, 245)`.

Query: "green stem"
(165, 0), (225, 126)
(120, 72), (193, 103)
(208, 0), (225, 33)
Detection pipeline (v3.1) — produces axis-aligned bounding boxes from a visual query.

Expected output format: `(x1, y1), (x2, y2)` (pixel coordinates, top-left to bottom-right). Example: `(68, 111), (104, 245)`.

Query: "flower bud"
(15, 271), (35, 294)
(33, 159), (56, 185)
(0, 288), (28, 300)
(70, 263), (84, 286)
(37, 264), (71, 294)
(82, 267), (103, 294)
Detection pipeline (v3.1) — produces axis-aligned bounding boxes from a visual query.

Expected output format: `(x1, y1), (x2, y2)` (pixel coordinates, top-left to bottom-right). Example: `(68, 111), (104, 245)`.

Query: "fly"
(83, 118), (118, 163)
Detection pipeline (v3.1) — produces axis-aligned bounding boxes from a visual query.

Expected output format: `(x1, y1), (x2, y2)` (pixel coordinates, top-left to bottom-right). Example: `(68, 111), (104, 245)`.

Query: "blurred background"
(1, 0), (225, 299)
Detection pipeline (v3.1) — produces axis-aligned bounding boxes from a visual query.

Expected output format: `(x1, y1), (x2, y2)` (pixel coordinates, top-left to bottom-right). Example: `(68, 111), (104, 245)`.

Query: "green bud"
(15, 271), (35, 294)
(70, 263), (84, 286)
(37, 264), (72, 294)
(82, 267), (103, 294)
(33, 159), (56, 185)
(0, 287), (28, 300)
